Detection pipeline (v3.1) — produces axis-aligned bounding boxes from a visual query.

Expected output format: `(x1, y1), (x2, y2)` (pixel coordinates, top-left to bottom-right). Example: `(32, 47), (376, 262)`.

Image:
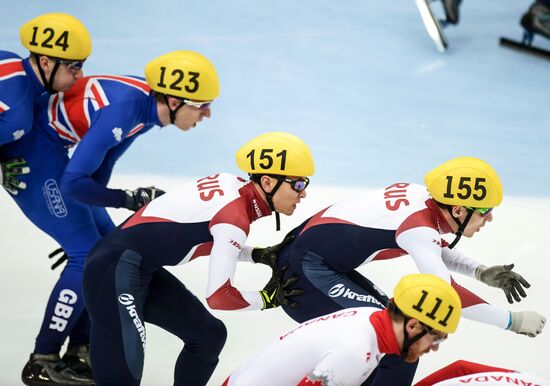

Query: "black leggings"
(83, 246), (227, 386)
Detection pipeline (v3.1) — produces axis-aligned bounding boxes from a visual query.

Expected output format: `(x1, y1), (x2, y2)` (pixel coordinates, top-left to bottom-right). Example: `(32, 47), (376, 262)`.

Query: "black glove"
(1, 158), (30, 195)
(48, 247), (68, 270)
(260, 262), (304, 310)
(252, 233), (295, 268)
(124, 186), (165, 211)
(475, 263), (531, 304)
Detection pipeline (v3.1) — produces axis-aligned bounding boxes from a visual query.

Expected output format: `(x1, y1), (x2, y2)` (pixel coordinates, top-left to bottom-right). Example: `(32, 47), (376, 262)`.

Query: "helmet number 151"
(443, 176), (487, 201)
(246, 149), (287, 171)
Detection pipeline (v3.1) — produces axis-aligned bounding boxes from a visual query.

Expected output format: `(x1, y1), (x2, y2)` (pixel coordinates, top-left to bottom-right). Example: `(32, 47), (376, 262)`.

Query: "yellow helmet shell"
(394, 273), (461, 334)
(424, 156), (503, 208)
(145, 51), (219, 100)
(236, 131), (315, 177)
(20, 13), (92, 60)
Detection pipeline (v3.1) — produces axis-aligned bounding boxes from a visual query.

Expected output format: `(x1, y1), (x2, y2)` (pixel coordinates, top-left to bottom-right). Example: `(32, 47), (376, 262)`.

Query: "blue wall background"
(2, 0), (548, 196)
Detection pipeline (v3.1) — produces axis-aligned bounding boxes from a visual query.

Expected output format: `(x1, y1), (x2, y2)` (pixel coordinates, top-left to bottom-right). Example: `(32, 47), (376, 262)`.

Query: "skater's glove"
(48, 247), (68, 270)
(475, 264), (530, 303)
(124, 186), (165, 211)
(252, 233), (295, 267)
(260, 263), (304, 310)
(1, 158), (30, 195)
(508, 311), (546, 337)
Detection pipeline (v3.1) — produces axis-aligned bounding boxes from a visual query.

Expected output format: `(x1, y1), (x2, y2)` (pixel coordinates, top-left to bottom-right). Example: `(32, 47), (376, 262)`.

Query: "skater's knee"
(186, 317), (227, 356)
(207, 318), (227, 353)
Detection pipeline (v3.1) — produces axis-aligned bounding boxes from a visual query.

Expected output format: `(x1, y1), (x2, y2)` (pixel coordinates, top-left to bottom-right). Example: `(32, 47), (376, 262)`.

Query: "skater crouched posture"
(256, 156), (546, 385)
(4, 49), (219, 385)
(223, 273), (461, 386)
(0, 13), (96, 385)
(83, 132), (315, 386)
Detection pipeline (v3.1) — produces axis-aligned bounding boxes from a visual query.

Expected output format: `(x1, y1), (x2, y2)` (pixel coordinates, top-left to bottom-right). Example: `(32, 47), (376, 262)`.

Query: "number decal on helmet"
(157, 66), (200, 93)
(246, 149), (287, 171)
(424, 157), (502, 208)
(29, 26), (70, 52)
(145, 51), (218, 100)
(411, 289), (455, 328)
(236, 132), (314, 177)
(185, 72), (199, 93)
(443, 176), (487, 201)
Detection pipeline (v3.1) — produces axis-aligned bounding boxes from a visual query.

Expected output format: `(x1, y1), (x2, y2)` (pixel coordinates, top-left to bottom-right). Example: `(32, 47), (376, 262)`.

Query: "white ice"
(2, 175), (550, 384)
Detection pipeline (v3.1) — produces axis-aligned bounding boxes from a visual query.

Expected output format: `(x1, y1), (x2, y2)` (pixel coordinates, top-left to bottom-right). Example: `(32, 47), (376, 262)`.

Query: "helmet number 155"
(246, 149), (287, 171)
(443, 176), (487, 201)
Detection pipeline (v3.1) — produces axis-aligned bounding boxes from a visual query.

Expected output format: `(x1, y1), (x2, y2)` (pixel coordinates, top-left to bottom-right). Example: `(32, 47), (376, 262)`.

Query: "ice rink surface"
(1, 0), (549, 385)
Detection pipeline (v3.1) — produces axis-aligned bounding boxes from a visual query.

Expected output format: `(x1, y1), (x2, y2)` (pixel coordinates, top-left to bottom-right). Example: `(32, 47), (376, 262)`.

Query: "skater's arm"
(60, 104), (134, 208)
(441, 246), (480, 277)
(205, 222), (264, 311)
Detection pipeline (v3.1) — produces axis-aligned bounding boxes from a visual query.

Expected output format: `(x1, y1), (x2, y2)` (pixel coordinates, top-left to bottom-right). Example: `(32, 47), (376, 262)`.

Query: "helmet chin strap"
(163, 95), (184, 124)
(387, 299), (429, 359)
(447, 206), (475, 249)
(401, 318), (429, 359)
(34, 54), (60, 94)
(258, 176), (284, 231)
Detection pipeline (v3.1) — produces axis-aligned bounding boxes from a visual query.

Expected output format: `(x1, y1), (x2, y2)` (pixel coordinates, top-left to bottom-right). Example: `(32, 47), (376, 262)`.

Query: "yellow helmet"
(236, 131), (315, 177)
(393, 273), (461, 333)
(425, 157), (503, 208)
(20, 13), (92, 60)
(145, 51), (219, 100)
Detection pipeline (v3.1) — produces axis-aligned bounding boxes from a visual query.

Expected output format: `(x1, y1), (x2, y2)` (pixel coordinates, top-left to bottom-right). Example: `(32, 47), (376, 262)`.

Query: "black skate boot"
(61, 344), (93, 379)
(442, 0), (462, 25)
(21, 353), (95, 386)
(520, 1), (550, 41)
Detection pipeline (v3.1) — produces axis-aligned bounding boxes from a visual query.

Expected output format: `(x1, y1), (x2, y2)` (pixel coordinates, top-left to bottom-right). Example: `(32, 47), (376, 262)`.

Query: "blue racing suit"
(0, 51), (44, 145)
(1, 74), (160, 355)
